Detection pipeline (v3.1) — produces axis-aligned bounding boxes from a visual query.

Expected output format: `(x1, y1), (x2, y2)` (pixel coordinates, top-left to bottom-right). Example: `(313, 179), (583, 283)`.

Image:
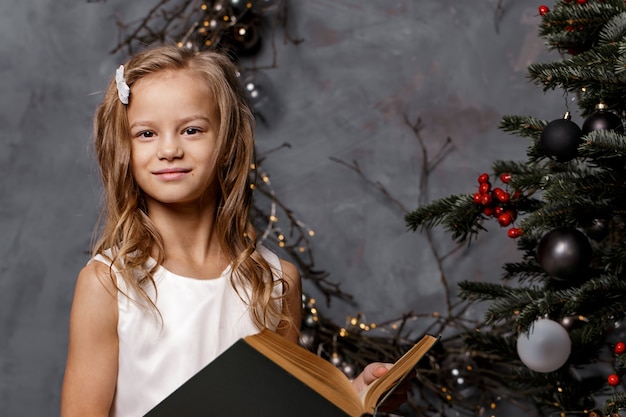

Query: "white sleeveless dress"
(92, 245), (282, 417)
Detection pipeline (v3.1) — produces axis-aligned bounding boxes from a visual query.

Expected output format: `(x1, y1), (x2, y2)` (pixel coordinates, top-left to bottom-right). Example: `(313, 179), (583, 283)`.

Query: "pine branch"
(501, 260), (545, 283)
(498, 115), (546, 139)
(404, 195), (484, 244)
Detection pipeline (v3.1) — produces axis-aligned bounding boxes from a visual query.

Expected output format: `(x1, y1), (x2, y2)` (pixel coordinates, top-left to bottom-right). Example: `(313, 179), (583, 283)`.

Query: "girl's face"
(127, 69), (220, 209)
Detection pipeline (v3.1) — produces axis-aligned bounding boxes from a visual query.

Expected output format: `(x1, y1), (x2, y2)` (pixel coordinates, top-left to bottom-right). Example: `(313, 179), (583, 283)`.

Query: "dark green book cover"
(144, 339), (355, 417)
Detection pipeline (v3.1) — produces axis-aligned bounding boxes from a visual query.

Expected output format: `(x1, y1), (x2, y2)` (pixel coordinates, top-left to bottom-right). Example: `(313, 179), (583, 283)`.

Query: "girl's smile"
(152, 167), (192, 181)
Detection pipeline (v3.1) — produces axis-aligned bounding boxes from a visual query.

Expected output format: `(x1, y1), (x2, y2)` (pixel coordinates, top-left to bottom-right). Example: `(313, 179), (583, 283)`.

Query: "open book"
(145, 329), (438, 417)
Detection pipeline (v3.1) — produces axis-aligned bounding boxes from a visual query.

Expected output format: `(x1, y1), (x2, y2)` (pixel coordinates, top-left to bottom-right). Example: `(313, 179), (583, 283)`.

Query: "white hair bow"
(115, 65), (130, 105)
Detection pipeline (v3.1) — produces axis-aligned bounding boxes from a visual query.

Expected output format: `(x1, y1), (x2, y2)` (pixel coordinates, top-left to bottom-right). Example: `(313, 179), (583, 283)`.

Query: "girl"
(61, 44), (396, 417)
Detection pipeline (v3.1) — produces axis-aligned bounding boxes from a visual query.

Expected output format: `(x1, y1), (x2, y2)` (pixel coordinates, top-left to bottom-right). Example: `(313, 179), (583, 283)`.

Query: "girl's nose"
(156, 137), (183, 160)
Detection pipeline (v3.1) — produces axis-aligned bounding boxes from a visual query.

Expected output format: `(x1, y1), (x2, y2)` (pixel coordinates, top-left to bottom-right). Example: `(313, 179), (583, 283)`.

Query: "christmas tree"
(405, 1), (626, 416)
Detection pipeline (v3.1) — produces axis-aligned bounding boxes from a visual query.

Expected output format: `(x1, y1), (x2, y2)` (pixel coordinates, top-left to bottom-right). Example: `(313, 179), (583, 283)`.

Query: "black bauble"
(582, 102), (624, 135)
(583, 216), (610, 241)
(582, 109), (624, 135)
(540, 116), (582, 162)
(537, 226), (592, 281)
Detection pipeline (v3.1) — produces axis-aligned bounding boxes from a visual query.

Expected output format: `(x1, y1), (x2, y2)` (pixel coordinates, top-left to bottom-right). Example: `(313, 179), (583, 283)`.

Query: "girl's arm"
(276, 259), (302, 344)
(60, 261), (119, 417)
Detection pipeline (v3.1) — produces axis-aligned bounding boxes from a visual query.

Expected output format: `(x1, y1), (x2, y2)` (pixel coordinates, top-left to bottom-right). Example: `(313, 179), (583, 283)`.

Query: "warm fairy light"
(277, 234), (284, 241)
(441, 387), (447, 393)
(557, 386), (563, 393)
(432, 312), (440, 317)
(278, 242), (285, 247)
(370, 323), (377, 329)
(308, 230), (315, 236)
(298, 246), (305, 252)
(250, 163), (256, 169)
(238, 27), (247, 36)
(249, 183), (255, 189)
(391, 323), (398, 329)
(350, 317), (358, 326)
(269, 215), (278, 222)
(490, 402), (496, 409)
(262, 175), (270, 183)
(204, 40), (212, 46)
(339, 328), (348, 337)
(310, 308), (317, 314)
(581, 87), (587, 92)
(446, 394), (452, 401)
(203, 20), (209, 26)
(201, 3), (207, 10)
(223, 15), (229, 21)
(246, 2), (252, 8)
(177, 41), (183, 47)
(514, 310), (519, 315)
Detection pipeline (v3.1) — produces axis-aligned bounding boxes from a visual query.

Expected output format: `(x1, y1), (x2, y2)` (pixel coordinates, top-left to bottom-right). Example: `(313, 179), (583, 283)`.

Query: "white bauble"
(516, 318), (572, 373)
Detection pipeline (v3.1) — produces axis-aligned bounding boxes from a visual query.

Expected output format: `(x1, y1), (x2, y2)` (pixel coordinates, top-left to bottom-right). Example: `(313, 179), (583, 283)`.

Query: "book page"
(360, 334), (438, 412)
(246, 330), (438, 417)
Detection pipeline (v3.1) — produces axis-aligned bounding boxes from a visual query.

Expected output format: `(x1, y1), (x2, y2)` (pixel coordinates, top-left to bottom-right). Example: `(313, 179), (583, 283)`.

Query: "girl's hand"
(351, 362), (415, 412)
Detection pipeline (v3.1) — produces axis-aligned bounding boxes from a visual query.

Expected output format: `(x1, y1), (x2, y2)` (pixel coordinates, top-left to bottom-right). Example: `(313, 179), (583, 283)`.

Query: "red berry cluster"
(608, 342), (626, 387)
(472, 173), (523, 238)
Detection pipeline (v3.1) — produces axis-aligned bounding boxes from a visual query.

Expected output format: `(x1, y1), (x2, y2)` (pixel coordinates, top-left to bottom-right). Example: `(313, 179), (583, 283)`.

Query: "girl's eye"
(139, 131), (154, 138)
(184, 127), (200, 135)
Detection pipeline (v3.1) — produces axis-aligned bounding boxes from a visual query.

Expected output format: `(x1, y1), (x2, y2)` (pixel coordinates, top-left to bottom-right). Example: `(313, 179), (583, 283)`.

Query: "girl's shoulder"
(75, 259), (119, 308)
(256, 244), (300, 285)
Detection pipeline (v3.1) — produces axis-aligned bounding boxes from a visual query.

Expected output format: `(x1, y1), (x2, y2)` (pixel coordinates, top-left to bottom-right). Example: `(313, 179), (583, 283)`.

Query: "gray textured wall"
(1, 1), (565, 416)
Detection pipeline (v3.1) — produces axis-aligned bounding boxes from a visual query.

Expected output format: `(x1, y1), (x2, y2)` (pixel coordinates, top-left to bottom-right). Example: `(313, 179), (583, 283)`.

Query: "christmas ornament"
(539, 112), (582, 162)
(341, 362), (355, 379)
(583, 215), (610, 241)
(330, 351), (342, 366)
(500, 173), (512, 184)
(608, 373), (620, 386)
(298, 329), (316, 349)
(230, 22), (262, 56)
(228, 0), (251, 14)
(560, 316), (577, 330)
(441, 354), (480, 401)
(615, 341), (626, 355)
(536, 227), (592, 281)
(516, 318), (572, 373)
(582, 102), (624, 135)
(538, 5), (550, 15)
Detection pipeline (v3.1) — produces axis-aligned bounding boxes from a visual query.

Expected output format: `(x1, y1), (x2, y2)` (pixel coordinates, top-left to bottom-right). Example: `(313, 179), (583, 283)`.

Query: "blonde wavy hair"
(92, 44), (290, 331)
